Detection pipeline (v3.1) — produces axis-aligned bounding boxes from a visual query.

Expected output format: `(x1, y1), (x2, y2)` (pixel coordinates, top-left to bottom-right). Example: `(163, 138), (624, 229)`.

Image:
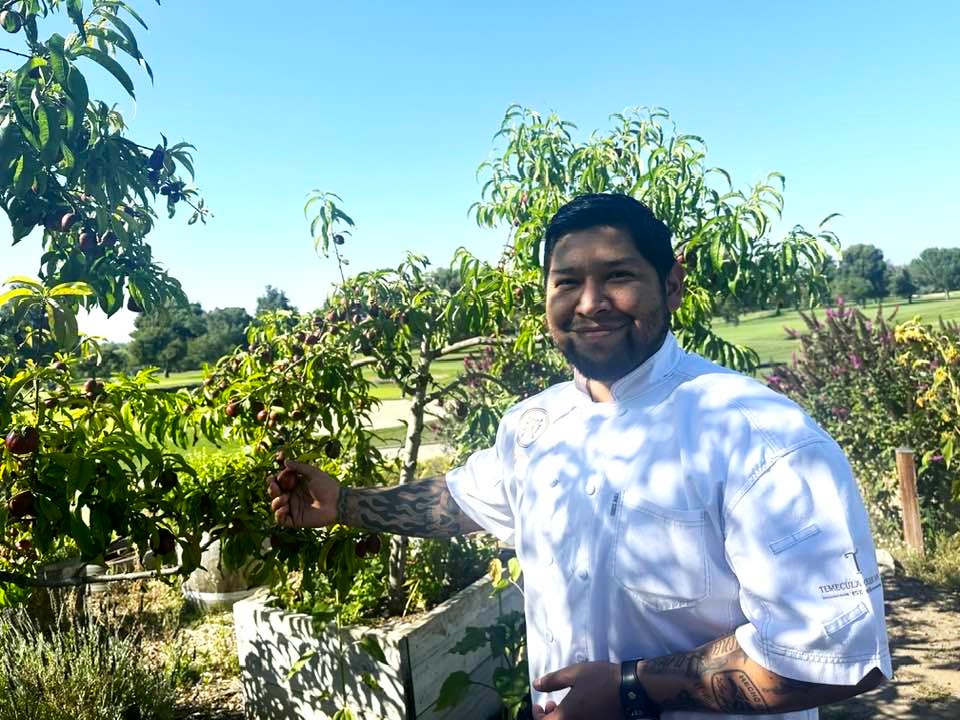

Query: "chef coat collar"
(572, 331), (682, 403)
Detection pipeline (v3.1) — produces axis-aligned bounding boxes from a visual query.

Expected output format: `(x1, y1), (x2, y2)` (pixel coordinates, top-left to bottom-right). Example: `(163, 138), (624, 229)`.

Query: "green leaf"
(286, 650), (317, 680)
(72, 46), (136, 98)
(357, 634), (387, 664)
(0, 288), (33, 308)
(332, 709), (356, 720)
(507, 556), (522, 583)
(47, 35), (69, 85)
(435, 671), (472, 711)
(50, 282), (94, 297)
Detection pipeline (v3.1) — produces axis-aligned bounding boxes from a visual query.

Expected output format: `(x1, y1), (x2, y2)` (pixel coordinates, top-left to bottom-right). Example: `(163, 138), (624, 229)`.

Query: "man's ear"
(665, 261), (685, 313)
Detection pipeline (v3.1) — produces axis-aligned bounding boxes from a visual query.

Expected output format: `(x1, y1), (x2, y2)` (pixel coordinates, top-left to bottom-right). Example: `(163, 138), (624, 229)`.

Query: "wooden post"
(895, 447), (925, 555)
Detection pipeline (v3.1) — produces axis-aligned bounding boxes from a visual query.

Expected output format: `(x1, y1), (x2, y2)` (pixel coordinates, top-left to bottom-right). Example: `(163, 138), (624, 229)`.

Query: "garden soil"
(171, 574), (960, 719)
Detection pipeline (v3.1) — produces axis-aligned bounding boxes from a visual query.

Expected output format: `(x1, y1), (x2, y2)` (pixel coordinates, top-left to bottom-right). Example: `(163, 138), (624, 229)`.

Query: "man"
(269, 193), (891, 719)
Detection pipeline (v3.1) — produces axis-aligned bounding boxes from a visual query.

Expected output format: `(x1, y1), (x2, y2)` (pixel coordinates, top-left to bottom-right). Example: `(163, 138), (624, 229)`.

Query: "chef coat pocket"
(613, 499), (708, 611)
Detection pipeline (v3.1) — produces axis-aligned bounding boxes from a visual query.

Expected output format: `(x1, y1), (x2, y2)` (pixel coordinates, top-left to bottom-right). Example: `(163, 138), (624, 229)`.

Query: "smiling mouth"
(571, 325), (627, 336)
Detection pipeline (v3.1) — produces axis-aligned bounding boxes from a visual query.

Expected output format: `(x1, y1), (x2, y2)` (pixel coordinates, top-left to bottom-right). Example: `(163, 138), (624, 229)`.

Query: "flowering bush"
(769, 299), (960, 541)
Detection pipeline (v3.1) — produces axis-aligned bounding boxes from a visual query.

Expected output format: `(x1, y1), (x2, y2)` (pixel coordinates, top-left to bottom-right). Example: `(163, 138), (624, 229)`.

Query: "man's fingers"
(534, 667), (575, 693)
(532, 702), (560, 720)
(266, 477), (280, 498)
(284, 459), (320, 478)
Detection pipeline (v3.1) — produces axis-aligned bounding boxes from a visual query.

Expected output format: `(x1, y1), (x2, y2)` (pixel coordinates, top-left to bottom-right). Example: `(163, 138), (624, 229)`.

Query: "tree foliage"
(127, 299), (204, 376)
(836, 243), (888, 302)
(1, 0), (208, 316)
(255, 285), (295, 316)
(470, 106), (840, 371)
(909, 248), (960, 299)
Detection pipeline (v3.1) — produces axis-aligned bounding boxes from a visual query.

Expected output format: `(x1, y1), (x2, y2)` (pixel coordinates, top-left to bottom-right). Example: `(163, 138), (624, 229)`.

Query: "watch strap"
(620, 659), (660, 720)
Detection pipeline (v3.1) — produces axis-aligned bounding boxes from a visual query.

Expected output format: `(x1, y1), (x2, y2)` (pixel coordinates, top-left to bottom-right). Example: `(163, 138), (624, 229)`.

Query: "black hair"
(543, 193), (675, 282)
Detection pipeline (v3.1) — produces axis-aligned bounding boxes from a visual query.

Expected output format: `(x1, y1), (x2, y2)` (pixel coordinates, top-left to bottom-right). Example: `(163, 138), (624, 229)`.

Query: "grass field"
(715, 294), (960, 366)
(141, 295), (960, 396)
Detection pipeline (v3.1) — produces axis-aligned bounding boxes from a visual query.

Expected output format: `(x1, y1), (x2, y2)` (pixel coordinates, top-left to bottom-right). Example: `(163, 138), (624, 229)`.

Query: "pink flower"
(849, 354), (863, 370)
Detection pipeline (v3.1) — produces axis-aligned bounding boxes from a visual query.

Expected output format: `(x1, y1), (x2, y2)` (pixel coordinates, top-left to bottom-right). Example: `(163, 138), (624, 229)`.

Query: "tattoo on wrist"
(335, 477), (476, 538)
(641, 633), (815, 714)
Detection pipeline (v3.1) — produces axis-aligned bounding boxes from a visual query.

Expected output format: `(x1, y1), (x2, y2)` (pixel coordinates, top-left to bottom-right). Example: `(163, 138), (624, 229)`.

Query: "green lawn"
(714, 294), (960, 367)
(143, 296), (960, 396)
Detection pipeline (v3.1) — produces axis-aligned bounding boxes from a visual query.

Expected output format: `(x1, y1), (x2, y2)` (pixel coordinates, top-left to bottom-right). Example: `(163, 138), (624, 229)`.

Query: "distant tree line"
(59, 285), (296, 378)
(717, 245), (960, 323)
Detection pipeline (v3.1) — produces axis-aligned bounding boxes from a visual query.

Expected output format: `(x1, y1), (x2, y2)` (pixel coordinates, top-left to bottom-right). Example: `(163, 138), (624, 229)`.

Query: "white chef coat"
(445, 332), (892, 720)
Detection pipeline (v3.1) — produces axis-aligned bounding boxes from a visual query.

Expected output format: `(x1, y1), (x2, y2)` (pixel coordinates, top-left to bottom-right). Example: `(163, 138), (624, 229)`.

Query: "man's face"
(545, 225), (684, 383)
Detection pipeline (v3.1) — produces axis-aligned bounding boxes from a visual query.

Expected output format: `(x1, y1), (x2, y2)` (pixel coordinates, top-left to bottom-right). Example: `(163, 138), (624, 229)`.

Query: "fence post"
(895, 447), (925, 555)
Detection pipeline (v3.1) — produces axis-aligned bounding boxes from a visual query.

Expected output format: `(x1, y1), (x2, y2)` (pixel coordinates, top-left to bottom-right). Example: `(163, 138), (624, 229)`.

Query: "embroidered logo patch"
(516, 408), (549, 447)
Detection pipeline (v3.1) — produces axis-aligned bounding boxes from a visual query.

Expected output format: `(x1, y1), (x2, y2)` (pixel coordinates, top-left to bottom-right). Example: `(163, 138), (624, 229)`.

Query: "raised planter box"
(233, 575), (523, 720)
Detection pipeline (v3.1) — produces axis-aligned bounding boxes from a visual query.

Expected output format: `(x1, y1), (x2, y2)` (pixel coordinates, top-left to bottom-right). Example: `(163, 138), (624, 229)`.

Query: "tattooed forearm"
(636, 633), (884, 714)
(335, 476), (482, 538)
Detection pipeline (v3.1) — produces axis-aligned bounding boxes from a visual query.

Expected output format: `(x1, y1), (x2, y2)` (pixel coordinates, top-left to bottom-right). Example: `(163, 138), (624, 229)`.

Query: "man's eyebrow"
(549, 259), (638, 274)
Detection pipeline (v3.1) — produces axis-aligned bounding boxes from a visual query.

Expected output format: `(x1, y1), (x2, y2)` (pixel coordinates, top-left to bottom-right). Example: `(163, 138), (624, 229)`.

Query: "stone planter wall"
(234, 575), (524, 720)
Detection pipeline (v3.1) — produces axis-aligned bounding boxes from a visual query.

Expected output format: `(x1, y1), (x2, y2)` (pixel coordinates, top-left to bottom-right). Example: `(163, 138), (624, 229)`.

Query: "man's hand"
(532, 661), (621, 719)
(267, 460), (340, 529)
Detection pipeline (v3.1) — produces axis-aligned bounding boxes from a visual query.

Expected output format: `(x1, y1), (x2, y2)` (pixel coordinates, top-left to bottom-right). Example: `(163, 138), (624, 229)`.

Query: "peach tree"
(306, 192), (520, 610)
(473, 105), (840, 370)
(0, 0), (211, 602)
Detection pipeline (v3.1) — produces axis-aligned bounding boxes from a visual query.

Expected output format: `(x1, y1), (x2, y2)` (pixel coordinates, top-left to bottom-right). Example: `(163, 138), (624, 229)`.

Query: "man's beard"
(554, 304), (671, 383)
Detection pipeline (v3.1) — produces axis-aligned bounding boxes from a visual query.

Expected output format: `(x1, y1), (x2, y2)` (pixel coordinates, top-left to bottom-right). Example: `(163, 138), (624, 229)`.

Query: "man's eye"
(609, 271), (633, 280)
(554, 278), (578, 287)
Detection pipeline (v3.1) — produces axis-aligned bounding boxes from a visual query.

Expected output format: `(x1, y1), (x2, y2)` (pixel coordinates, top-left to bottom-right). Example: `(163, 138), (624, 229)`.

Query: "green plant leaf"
(285, 650), (317, 680)
(357, 634), (387, 664)
(72, 46), (136, 98)
(435, 670), (472, 711)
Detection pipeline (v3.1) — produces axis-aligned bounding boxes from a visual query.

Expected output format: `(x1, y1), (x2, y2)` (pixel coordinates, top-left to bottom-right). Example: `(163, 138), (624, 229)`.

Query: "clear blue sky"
(2, 0), (958, 341)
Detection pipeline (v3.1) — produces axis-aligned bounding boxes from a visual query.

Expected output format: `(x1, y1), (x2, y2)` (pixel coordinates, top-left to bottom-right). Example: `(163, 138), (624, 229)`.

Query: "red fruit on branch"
(225, 401), (241, 418)
(8, 490), (35, 518)
(324, 439), (342, 459)
(60, 212), (79, 232)
(274, 449), (287, 466)
(148, 145), (165, 170)
(1, 11), (24, 34)
(256, 409), (269, 424)
(157, 469), (178, 492)
(78, 230), (98, 254)
(151, 528), (177, 556)
(5, 427), (40, 455)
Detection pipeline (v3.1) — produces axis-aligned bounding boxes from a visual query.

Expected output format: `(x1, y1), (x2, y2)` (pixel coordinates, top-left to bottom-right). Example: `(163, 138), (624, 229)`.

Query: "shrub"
(769, 300), (960, 542)
(896, 532), (960, 591)
(0, 608), (178, 720)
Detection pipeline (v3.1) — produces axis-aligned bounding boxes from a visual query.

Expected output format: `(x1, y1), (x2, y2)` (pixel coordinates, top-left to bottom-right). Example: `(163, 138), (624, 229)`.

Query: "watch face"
(516, 408), (549, 447)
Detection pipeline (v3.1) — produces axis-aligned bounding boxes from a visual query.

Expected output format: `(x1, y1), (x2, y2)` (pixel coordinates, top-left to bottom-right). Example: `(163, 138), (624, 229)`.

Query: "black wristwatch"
(620, 659), (660, 720)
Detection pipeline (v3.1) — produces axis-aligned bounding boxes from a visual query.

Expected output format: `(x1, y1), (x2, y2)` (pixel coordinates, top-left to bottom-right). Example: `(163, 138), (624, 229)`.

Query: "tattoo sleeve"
(636, 633), (884, 715)
(335, 476), (483, 538)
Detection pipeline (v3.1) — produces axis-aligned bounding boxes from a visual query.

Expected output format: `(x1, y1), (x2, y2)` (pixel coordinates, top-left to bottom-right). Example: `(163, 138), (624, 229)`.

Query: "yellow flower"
(934, 367), (949, 384)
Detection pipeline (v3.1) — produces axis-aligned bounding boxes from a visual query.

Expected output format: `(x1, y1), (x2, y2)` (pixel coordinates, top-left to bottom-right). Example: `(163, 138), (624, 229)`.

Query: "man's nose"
(576, 278), (610, 315)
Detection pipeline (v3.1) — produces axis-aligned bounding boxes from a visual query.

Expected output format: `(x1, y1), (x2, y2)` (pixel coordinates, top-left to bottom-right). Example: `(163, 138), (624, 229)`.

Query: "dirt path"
(822, 575), (960, 719)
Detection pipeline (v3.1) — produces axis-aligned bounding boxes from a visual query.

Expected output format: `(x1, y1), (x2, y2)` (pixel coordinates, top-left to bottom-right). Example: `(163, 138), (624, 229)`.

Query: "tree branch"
(0, 47), (32, 59)
(426, 371), (513, 404)
(430, 335), (511, 360)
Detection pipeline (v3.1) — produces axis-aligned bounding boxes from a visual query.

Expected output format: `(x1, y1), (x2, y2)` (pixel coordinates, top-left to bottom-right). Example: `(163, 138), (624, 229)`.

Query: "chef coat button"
(547, 555), (555, 566)
(575, 653), (587, 662)
(545, 630), (554, 643)
(578, 568), (589, 580)
(550, 477), (560, 487)
(585, 484), (596, 496)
